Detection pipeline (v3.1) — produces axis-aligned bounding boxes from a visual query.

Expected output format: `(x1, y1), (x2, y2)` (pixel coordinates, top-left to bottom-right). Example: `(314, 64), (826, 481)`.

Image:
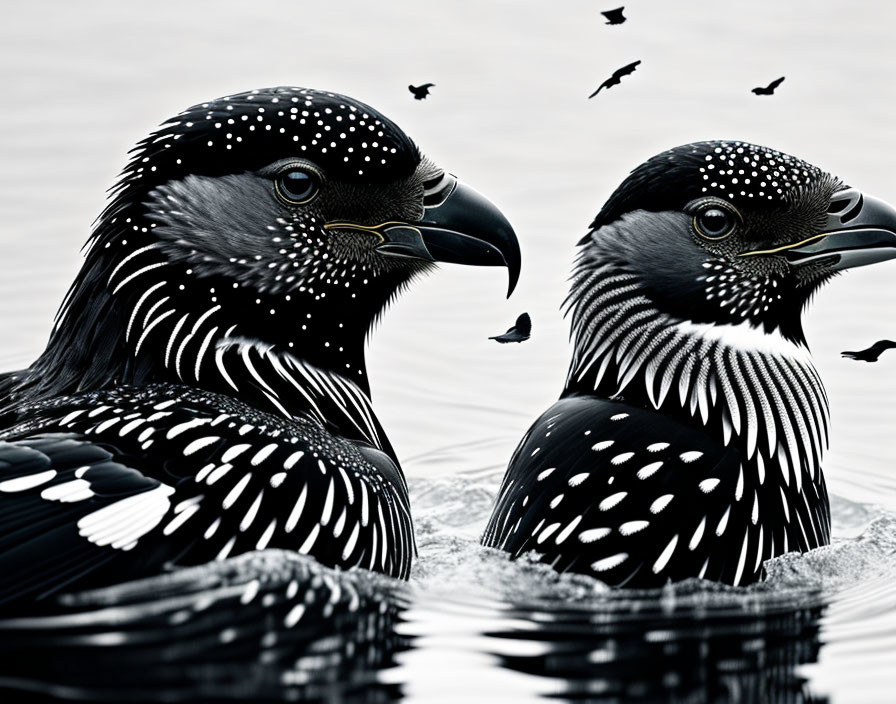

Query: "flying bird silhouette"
(408, 83), (435, 100)
(490, 312), (531, 343)
(589, 60), (641, 98)
(752, 77), (785, 95)
(841, 340), (896, 362)
(601, 7), (626, 24)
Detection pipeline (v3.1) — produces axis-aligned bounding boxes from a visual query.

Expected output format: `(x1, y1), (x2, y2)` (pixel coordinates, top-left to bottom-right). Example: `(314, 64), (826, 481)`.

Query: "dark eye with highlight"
(275, 168), (318, 205)
(694, 204), (737, 240)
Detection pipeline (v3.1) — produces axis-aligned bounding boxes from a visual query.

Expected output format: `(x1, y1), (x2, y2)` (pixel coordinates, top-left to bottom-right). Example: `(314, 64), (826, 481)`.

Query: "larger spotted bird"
(483, 141), (896, 588)
(0, 86), (520, 604)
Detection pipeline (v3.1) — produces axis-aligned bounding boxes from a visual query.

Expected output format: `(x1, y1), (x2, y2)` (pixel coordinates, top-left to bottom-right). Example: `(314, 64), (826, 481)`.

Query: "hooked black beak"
(323, 175), (521, 296)
(412, 176), (521, 297)
(751, 188), (896, 270)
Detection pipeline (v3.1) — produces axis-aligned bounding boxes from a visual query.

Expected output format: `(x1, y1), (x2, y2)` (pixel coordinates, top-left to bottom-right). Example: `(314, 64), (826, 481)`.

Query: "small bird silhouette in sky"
(408, 83), (435, 100)
(589, 60), (641, 98)
(752, 77), (785, 95)
(601, 7), (626, 25)
(490, 313), (531, 344)
(841, 340), (896, 362)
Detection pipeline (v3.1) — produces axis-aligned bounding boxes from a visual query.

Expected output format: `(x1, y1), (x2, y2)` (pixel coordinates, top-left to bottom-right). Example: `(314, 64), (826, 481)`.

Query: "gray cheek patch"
(143, 175), (318, 295)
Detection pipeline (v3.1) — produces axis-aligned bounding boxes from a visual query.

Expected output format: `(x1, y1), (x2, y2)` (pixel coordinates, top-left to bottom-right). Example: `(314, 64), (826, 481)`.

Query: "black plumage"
(490, 312), (531, 343)
(753, 77), (785, 95)
(483, 140), (896, 588)
(408, 83), (435, 100)
(0, 86), (520, 605)
(841, 339), (896, 362)
(601, 7), (626, 25)
(588, 60), (641, 98)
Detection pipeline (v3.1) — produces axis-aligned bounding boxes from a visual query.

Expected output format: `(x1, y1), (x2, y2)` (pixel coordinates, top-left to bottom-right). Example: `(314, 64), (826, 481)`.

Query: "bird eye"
(693, 205), (736, 240)
(275, 168), (318, 205)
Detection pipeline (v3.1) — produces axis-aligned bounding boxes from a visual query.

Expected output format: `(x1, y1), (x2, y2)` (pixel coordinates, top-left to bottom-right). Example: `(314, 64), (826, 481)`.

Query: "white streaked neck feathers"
(566, 262), (830, 491)
(125, 288), (383, 452)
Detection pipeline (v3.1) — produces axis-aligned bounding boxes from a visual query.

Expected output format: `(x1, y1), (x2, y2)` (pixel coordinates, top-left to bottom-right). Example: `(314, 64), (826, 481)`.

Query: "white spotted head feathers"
(124, 86), (420, 189)
(591, 140), (836, 229)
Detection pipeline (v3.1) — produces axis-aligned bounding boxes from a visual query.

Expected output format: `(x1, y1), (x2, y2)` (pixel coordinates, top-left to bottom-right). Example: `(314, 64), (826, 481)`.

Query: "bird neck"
(15, 211), (400, 455)
(563, 259), (830, 501)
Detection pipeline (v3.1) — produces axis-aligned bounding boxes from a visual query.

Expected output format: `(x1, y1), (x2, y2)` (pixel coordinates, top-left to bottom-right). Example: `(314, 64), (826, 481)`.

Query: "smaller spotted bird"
(0, 86), (520, 605)
(408, 83), (435, 100)
(841, 340), (896, 362)
(753, 77), (785, 96)
(483, 141), (896, 588)
(490, 312), (531, 343)
(588, 60), (641, 98)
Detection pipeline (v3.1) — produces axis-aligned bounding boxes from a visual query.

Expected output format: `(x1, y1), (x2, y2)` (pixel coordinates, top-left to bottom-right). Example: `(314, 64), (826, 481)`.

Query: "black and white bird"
(0, 86), (520, 605)
(482, 141), (896, 588)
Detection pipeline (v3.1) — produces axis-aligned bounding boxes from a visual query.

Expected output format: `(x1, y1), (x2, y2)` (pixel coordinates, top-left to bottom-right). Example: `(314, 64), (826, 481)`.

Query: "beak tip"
(418, 179), (522, 297)
(506, 269), (520, 298)
(502, 227), (522, 298)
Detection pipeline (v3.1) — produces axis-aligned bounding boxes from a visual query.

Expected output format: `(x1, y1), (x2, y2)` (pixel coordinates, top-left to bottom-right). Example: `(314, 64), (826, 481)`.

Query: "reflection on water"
(0, 462), (892, 703)
(5, 504), (895, 703)
(0, 543), (835, 703)
(486, 596), (824, 702)
(0, 552), (410, 702)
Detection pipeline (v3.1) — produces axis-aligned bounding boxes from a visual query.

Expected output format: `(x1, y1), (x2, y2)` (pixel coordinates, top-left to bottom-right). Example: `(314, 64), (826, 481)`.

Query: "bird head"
(20, 87), (520, 406)
(575, 140), (896, 345)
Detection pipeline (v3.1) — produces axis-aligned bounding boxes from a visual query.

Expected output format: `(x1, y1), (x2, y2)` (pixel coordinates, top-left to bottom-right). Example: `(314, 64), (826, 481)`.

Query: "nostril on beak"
(827, 188), (864, 224)
(841, 194), (865, 223)
(827, 199), (850, 214)
(422, 172), (457, 208)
